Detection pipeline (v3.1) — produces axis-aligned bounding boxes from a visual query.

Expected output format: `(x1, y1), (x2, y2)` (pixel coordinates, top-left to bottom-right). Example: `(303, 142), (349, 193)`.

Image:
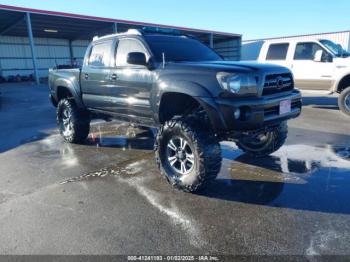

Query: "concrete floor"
(0, 83), (349, 255)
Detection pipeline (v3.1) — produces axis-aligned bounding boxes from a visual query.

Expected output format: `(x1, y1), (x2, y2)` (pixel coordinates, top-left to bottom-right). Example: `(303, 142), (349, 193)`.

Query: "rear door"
(264, 43), (290, 68)
(80, 40), (114, 110)
(291, 42), (334, 90)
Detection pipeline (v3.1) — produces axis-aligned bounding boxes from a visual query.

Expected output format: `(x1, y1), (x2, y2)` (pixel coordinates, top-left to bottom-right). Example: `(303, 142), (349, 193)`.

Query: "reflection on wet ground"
(86, 122), (155, 150)
(205, 142), (350, 214)
(59, 122), (350, 215)
(331, 145), (350, 160)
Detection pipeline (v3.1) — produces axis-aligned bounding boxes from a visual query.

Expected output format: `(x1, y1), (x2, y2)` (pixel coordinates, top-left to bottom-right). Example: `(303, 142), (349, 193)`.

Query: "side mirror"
(326, 54), (333, 62)
(313, 50), (323, 62)
(127, 52), (147, 66)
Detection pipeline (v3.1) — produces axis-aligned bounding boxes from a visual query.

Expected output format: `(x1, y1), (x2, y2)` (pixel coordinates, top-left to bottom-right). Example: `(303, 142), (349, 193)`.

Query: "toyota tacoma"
(49, 28), (302, 192)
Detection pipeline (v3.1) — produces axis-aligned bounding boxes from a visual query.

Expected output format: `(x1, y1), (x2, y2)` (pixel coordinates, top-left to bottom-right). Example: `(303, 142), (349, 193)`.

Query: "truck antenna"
(162, 52), (166, 68)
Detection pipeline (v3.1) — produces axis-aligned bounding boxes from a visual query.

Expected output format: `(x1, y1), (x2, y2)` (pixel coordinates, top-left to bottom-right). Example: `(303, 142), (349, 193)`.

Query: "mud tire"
(57, 98), (90, 144)
(338, 86), (350, 117)
(155, 116), (222, 192)
(237, 122), (288, 158)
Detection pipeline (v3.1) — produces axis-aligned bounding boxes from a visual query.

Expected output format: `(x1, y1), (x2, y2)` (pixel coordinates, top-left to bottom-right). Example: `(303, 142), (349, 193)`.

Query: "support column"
(209, 33), (214, 48)
(113, 22), (118, 33)
(69, 40), (74, 62)
(25, 12), (39, 85)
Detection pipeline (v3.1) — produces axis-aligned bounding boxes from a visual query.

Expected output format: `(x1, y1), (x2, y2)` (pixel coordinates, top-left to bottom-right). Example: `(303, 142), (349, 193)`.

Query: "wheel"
(237, 122), (288, 158)
(57, 98), (90, 143)
(155, 116), (222, 192)
(338, 86), (350, 116)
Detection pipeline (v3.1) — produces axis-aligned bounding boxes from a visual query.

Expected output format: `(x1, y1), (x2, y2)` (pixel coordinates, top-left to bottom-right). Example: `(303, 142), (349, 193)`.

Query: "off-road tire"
(57, 98), (90, 144)
(155, 116), (222, 192)
(237, 122), (288, 158)
(338, 86), (350, 116)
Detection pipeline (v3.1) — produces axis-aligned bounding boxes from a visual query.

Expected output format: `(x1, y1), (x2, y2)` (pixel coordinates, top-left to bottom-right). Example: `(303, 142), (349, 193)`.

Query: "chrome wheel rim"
(61, 108), (73, 137)
(166, 137), (195, 175)
(345, 93), (350, 111)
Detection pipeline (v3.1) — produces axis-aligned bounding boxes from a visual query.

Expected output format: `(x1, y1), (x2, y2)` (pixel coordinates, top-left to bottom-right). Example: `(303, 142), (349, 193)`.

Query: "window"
(88, 41), (112, 67)
(116, 39), (148, 66)
(294, 42), (326, 60)
(320, 39), (350, 57)
(266, 43), (289, 60)
(144, 35), (222, 62)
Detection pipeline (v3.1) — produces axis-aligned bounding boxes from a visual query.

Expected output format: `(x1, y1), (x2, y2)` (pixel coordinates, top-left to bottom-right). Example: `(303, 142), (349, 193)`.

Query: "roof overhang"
(0, 4), (241, 41)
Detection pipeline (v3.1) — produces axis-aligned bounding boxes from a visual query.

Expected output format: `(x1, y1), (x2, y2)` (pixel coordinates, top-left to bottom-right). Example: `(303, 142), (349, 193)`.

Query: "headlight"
(216, 72), (257, 95)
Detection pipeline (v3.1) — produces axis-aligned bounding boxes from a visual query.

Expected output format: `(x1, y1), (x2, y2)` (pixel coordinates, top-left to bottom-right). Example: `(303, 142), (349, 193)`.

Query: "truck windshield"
(144, 35), (223, 62)
(320, 39), (350, 57)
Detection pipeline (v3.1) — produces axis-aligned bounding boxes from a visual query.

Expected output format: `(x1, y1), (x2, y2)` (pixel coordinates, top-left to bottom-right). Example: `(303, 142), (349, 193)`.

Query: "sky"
(0, 0), (349, 40)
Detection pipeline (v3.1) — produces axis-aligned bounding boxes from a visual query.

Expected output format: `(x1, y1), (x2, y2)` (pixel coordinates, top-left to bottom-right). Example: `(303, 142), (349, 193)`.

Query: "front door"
(291, 42), (334, 90)
(108, 38), (154, 119)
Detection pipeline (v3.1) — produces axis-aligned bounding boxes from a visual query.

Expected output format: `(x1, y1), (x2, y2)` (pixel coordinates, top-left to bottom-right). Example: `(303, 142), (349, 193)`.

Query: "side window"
(266, 43), (289, 60)
(294, 42), (324, 60)
(88, 41), (112, 67)
(116, 39), (148, 67)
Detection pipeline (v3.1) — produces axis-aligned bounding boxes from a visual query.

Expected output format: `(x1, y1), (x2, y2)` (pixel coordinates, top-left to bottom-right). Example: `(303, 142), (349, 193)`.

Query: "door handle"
(110, 74), (118, 81)
(84, 73), (89, 80)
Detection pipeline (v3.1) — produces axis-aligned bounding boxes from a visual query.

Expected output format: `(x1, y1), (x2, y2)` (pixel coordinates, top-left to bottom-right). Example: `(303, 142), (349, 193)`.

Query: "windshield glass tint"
(320, 39), (349, 57)
(144, 35), (222, 62)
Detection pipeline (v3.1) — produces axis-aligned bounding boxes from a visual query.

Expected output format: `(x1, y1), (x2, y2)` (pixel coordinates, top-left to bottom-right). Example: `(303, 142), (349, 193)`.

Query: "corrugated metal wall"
(0, 35), (241, 78)
(214, 37), (241, 61)
(0, 36), (89, 77)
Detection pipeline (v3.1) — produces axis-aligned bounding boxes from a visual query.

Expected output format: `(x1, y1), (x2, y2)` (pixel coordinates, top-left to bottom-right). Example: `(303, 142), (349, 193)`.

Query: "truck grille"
(263, 73), (294, 95)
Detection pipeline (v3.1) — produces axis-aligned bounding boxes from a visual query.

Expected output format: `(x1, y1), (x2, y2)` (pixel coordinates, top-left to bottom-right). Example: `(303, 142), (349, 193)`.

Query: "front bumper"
(199, 90), (302, 132)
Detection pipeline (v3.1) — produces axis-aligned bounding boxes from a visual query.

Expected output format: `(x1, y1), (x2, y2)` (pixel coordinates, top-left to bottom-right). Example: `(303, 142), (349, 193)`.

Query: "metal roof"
(0, 4), (241, 41)
(244, 30), (350, 42)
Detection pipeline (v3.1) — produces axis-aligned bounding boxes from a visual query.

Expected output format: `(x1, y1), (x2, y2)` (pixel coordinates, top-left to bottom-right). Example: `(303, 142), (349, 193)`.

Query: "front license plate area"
(280, 99), (291, 115)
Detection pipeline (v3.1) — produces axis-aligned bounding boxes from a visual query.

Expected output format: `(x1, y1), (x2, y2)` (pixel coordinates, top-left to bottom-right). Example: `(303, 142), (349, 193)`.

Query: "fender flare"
(150, 80), (211, 119)
(54, 78), (85, 109)
(150, 81), (226, 131)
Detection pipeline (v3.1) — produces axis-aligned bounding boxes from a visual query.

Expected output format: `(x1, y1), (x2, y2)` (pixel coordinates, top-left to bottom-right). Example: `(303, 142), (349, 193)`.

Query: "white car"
(242, 39), (350, 116)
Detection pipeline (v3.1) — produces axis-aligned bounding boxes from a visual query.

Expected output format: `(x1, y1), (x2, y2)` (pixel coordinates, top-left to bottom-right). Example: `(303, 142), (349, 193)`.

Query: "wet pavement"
(0, 83), (350, 255)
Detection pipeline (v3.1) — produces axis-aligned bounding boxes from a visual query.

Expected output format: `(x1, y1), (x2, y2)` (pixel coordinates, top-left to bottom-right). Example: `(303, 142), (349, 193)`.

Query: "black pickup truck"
(48, 28), (302, 192)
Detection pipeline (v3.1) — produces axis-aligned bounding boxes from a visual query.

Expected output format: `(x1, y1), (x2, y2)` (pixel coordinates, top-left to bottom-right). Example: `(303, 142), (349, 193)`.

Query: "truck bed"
(48, 68), (81, 106)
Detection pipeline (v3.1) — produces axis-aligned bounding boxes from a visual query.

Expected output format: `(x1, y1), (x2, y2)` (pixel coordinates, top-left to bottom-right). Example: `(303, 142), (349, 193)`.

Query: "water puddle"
(87, 123), (155, 150)
(205, 143), (350, 214)
(47, 120), (350, 215)
(220, 143), (350, 183)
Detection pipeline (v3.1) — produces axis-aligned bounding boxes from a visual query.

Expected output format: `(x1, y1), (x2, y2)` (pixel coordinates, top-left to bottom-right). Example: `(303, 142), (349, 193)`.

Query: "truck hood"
(166, 60), (290, 74)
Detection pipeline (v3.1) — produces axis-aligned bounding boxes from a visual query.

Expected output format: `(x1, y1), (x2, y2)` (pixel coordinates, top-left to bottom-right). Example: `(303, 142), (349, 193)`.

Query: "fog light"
(234, 108), (241, 119)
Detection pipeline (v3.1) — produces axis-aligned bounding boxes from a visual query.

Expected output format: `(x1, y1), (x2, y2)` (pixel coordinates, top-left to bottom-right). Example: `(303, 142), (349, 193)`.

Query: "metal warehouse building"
(0, 4), (241, 85)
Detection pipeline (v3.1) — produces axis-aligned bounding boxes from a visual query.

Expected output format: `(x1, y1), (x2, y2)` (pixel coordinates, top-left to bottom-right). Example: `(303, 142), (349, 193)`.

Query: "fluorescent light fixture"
(44, 29), (58, 33)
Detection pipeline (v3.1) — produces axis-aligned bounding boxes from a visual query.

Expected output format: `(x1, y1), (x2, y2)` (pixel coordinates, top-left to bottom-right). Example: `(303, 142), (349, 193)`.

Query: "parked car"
(48, 28), (302, 192)
(242, 39), (350, 116)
